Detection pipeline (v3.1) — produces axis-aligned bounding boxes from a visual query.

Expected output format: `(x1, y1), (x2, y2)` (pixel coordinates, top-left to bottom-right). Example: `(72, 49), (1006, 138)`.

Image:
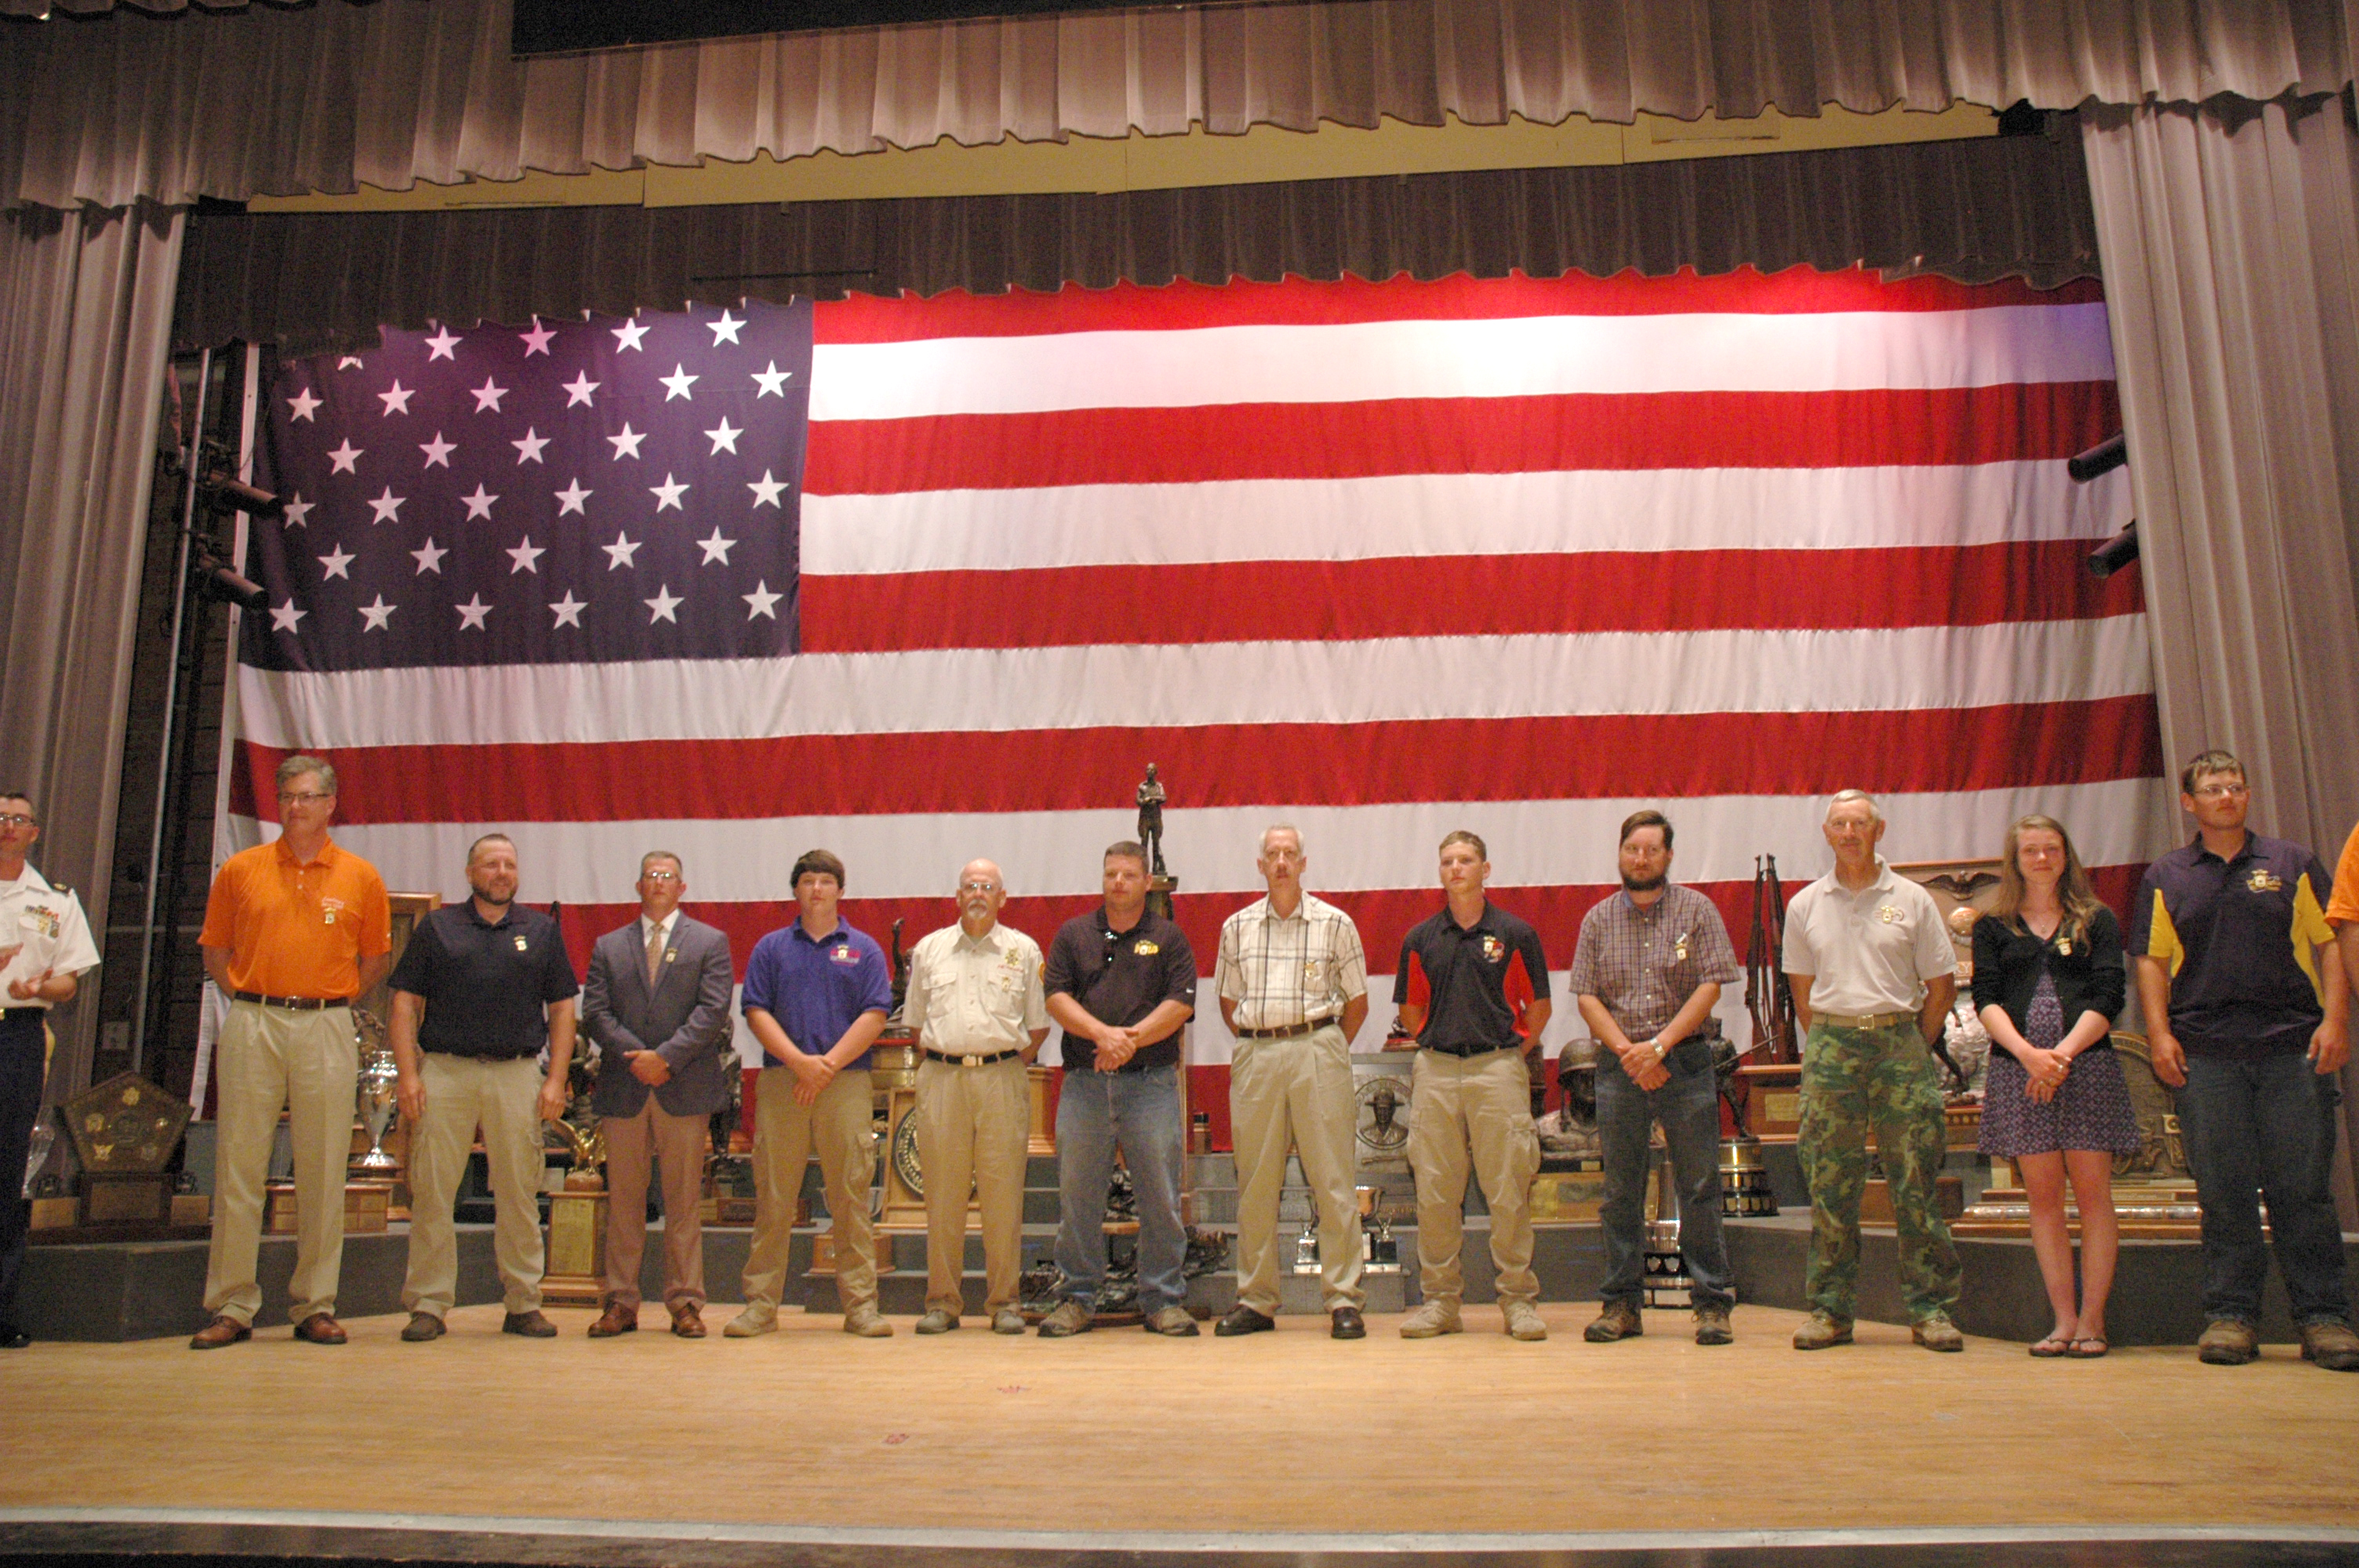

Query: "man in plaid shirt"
(1570, 810), (1742, 1345)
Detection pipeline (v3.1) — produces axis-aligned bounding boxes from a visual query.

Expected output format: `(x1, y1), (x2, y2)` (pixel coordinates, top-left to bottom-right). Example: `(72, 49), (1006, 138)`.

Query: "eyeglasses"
(278, 792), (333, 805)
(959, 880), (1001, 894)
(642, 869), (681, 883)
(0, 815), (34, 828)
(2191, 783), (2249, 800)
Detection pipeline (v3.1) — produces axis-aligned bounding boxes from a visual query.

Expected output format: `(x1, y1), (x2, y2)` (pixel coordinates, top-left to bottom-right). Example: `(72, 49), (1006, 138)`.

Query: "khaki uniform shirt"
(903, 921), (1048, 1056)
(1781, 858), (1953, 1018)
(1216, 891), (1367, 1032)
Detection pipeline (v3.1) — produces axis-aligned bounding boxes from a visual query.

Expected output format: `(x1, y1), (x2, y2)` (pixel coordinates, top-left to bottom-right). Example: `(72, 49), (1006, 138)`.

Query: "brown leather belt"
(231, 991), (345, 1011)
(1815, 1010), (1914, 1031)
(1236, 1017), (1336, 1040)
(922, 1047), (1023, 1067)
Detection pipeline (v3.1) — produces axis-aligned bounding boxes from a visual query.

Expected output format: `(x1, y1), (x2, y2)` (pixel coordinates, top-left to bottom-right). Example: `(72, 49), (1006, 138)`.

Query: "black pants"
(0, 1010), (49, 1324)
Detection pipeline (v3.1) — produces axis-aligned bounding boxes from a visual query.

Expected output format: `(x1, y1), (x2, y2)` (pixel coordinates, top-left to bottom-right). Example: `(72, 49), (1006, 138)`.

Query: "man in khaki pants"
(387, 834), (580, 1341)
(192, 755), (391, 1348)
(1215, 826), (1370, 1340)
(1390, 830), (1551, 1341)
(904, 859), (1049, 1336)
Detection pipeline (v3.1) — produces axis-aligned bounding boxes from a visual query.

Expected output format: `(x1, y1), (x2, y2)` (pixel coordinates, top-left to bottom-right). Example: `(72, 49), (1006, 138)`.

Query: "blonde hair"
(1989, 815), (2102, 944)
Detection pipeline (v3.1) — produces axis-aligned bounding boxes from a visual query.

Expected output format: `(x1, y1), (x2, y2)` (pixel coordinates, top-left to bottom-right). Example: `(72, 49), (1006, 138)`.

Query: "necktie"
(645, 924), (665, 988)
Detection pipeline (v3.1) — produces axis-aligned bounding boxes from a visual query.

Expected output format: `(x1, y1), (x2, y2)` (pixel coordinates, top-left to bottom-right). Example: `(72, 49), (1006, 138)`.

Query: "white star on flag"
(318, 546), (355, 580)
(368, 487), (406, 524)
(562, 372), (600, 408)
(548, 591), (587, 629)
(743, 580), (782, 620)
(511, 427), (550, 464)
(554, 479), (592, 517)
(602, 532), (642, 570)
(455, 595), (493, 630)
(423, 325), (462, 361)
(358, 594), (397, 630)
(751, 362), (792, 397)
(287, 388), (322, 422)
(697, 528), (736, 564)
(607, 424), (646, 460)
(612, 318), (650, 352)
(410, 538), (448, 575)
(327, 440), (364, 474)
(461, 484), (500, 521)
(378, 380), (415, 416)
(659, 364), (699, 401)
(644, 585), (683, 623)
(707, 310), (745, 346)
(747, 470), (787, 507)
(519, 318), (557, 356)
(703, 418), (741, 456)
(419, 433), (456, 468)
(507, 536), (546, 574)
(270, 600), (307, 634)
(281, 494), (314, 528)
(471, 377), (509, 413)
(649, 474), (689, 511)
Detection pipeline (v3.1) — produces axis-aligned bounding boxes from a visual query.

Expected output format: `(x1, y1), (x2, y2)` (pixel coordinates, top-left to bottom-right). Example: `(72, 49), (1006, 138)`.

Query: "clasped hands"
(1612, 1035), (1670, 1092)
(1092, 1025), (1142, 1071)
(0, 943), (51, 1003)
(2018, 1045), (2071, 1104)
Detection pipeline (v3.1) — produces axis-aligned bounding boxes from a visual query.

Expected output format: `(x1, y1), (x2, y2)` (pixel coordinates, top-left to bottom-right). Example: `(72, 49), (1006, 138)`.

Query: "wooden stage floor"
(3, 1298), (2357, 1560)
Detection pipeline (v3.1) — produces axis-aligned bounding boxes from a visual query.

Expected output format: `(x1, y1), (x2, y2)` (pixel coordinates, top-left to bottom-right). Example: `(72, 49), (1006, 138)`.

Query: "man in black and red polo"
(1390, 829), (1551, 1341)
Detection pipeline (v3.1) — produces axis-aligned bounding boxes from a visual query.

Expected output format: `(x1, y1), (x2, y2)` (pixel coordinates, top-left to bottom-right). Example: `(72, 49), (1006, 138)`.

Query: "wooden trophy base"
(264, 1180), (393, 1236)
(1736, 1062), (1805, 1143)
(1953, 1179), (2205, 1240)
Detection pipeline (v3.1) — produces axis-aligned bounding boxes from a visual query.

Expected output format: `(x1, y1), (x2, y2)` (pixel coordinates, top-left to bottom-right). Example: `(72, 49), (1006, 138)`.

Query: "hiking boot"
(1792, 1312), (1854, 1350)
(1694, 1305), (1733, 1345)
(1036, 1299), (1093, 1338)
(1503, 1301), (1548, 1341)
(1912, 1312), (1965, 1352)
(2197, 1318), (2259, 1366)
(1398, 1300), (1462, 1338)
(2299, 1320), (2359, 1371)
(1584, 1301), (1643, 1343)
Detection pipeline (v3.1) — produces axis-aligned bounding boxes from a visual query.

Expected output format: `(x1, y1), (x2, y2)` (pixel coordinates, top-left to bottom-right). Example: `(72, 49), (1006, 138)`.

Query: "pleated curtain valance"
(5, 0), (2356, 211)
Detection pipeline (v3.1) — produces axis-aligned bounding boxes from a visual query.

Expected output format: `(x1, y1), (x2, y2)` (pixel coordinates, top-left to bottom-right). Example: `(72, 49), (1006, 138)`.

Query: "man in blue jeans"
(1040, 840), (1198, 1337)
(2131, 749), (2358, 1371)
(1572, 810), (1742, 1345)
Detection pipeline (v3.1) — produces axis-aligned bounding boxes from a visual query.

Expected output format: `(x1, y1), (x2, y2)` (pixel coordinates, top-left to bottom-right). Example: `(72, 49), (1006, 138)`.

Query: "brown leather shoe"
(587, 1303), (638, 1338)
(188, 1314), (251, 1350)
(2299, 1320), (2359, 1371)
(502, 1310), (558, 1338)
(293, 1312), (347, 1345)
(671, 1303), (707, 1339)
(400, 1312), (445, 1342)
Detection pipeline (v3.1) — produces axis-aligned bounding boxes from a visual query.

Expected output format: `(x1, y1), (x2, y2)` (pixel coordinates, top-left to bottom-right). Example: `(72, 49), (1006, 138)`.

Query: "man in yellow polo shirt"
(191, 754), (391, 1348)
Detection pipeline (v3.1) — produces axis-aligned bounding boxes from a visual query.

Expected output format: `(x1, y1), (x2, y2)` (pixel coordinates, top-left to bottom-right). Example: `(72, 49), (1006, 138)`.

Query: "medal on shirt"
(1876, 905), (1903, 924)
(1673, 929), (1691, 964)
(514, 935), (529, 952)
(2055, 937), (2073, 956)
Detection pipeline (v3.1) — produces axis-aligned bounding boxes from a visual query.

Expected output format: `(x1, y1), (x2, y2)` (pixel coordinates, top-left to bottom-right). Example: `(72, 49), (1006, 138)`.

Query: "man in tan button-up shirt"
(904, 859), (1050, 1334)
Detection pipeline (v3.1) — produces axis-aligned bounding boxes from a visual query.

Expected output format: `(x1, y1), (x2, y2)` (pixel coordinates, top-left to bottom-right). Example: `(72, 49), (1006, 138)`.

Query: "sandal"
(2029, 1335), (2072, 1358)
(2066, 1336), (2109, 1359)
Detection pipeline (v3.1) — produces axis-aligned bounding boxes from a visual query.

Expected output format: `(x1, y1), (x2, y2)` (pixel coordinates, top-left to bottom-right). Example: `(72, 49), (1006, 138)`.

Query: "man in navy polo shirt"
(2131, 750), (2357, 1371)
(729, 848), (895, 1339)
(1390, 829), (1552, 1342)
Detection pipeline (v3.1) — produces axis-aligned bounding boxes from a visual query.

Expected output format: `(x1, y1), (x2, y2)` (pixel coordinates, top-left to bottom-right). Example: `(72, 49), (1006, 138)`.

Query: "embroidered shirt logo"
(1478, 933), (1506, 963)
(1134, 940), (1160, 956)
(1876, 905), (1903, 924)
(2246, 869), (2283, 894)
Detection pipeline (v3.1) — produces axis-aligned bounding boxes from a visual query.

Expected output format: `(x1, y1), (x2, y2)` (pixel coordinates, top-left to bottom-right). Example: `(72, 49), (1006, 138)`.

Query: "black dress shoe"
(1215, 1305), (1275, 1337)
(1330, 1307), (1366, 1340)
(0, 1324), (30, 1350)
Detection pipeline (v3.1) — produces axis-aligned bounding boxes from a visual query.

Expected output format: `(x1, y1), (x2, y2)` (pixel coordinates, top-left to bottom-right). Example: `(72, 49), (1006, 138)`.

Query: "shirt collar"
(642, 910), (677, 943)
(954, 921), (1002, 950)
(2190, 831), (2258, 867)
(273, 835), (337, 870)
(465, 900), (516, 930)
(0, 864), (49, 895)
(790, 919), (844, 946)
(1615, 885), (1676, 916)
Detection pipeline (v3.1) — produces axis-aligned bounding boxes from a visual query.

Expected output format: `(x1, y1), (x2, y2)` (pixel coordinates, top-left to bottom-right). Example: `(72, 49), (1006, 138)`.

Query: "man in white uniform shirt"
(1213, 826), (1371, 1341)
(1781, 789), (1964, 1352)
(0, 792), (101, 1349)
(904, 859), (1049, 1335)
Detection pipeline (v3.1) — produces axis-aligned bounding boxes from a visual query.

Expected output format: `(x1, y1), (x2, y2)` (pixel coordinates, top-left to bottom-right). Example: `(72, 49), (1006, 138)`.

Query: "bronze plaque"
(60, 1073), (193, 1177)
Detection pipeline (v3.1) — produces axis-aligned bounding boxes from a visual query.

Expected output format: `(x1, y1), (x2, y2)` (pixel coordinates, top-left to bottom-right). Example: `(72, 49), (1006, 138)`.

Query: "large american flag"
(222, 267), (2168, 1135)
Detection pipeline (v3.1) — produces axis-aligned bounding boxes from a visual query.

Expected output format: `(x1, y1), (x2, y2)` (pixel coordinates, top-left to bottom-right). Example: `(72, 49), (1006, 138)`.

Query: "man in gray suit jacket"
(581, 850), (735, 1338)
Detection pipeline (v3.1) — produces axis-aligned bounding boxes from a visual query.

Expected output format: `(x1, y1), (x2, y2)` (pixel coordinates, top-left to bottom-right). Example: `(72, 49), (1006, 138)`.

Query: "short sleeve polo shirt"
(1044, 906), (1197, 1072)
(2128, 832), (2335, 1058)
(389, 902), (580, 1059)
(2328, 819), (2359, 929)
(741, 920), (893, 1069)
(199, 836), (391, 1000)
(1393, 902), (1550, 1052)
(1780, 858), (1952, 1017)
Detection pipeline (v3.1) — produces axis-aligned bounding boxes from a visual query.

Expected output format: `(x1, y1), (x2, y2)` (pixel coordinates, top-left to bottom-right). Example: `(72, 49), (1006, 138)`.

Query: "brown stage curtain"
(0, 201), (185, 1097)
(171, 124), (2099, 352)
(5, 0), (2354, 210)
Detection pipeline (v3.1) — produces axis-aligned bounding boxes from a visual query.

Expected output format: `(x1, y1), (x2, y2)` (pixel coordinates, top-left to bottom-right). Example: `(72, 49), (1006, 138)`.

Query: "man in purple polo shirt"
(727, 849), (895, 1339)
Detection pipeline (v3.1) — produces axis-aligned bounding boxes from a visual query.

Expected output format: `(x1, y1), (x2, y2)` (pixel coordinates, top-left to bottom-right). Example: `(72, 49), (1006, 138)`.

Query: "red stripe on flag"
(238, 697), (2163, 826)
(812, 269), (2109, 343)
(805, 384), (2122, 494)
(803, 542), (2144, 652)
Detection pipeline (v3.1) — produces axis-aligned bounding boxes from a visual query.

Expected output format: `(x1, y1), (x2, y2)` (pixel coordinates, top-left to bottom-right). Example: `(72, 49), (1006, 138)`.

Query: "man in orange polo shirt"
(191, 754), (391, 1348)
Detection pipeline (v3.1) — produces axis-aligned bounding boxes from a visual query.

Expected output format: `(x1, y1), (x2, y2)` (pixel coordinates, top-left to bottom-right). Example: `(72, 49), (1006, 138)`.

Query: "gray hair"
(276, 753), (338, 796)
(1259, 823), (1304, 855)
(1824, 789), (1882, 825)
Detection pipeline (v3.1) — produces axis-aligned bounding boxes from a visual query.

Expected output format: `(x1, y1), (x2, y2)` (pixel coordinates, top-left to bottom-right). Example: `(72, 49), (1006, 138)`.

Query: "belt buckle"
(961, 1053), (981, 1068)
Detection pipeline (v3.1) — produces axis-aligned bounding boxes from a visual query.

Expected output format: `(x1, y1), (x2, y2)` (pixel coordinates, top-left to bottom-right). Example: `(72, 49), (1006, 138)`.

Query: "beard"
(1621, 872), (1667, 893)
(469, 880), (514, 909)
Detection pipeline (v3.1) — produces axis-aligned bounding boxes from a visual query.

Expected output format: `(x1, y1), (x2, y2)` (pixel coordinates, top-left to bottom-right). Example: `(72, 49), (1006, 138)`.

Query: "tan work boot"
(721, 1308), (775, 1338)
(1036, 1299), (1093, 1338)
(2197, 1318), (2259, 1365)
(1694, 1304), (1733, 1345)
(1502, 1301), (1548, 1341)
(1792, 1311), (1854, 1350)
(1398, 1300), (1462, 1338)
(914, 1309), (960, 1334)
(1143, 1305), (1201, 1337)
(2299, 1320), (2359, 1371)
(1584, 1301), (1643, 1342)
(991, 1308), (1028, 1335)
(1911, 1312), (1965, 1352)
(842, 1304), (894, 1338)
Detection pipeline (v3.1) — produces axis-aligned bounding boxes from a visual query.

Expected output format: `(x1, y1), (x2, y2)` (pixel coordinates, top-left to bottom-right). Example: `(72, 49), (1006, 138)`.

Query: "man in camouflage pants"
(1780, 791), (1965, 1352)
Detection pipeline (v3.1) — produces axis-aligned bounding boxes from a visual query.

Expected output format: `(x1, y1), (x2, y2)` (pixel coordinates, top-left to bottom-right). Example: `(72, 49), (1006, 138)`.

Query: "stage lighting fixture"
(2088, 521), (2139, 579)
(195, 470), (285, 520)
(192, 550), (269, 611)
(2067, 432), (2128, 484)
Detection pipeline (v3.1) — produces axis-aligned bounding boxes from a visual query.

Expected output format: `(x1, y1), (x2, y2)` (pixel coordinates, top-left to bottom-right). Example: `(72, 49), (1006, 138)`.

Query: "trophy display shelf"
(1952, 1180), (2205, 1239)
(1736, 1061), (1804, 1143)
(264, 1179), (394, 1235)
(31, 1073), (213, 1244)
